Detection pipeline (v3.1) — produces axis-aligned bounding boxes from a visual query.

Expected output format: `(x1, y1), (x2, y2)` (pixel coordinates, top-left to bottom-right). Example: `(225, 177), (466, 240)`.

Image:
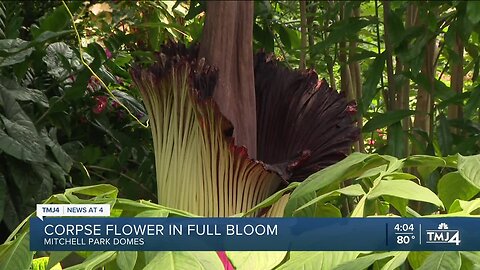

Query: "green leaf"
(0, 232), (33, 270)
(461, 252), (480, 269)
(408, 252), (432, 269)
(135, 210), (169, 217)
(467, 1), (480, 24)
(275, 24), (291, 50)
(383, 196), (409, 217)
(227, 251), (287, 270)
(277, 251), (360, 270)
(242, 182), (299, 217)
(42, 128), (73, 173)
(312, 17), (375, 53)
(0, 48), (33, 67)
(0, 39), (29, 54)
(294, 184), (365, 214)
(404, 155), (446, 168)
(46, 251), (71, 270)
(437, 114), (453, 156)
(438, 172), (479, 210)
(315, 203), (342, 217)
(381, 252), (409, 270)
(350, 195), (368, 217)
(116, 251), (137, 270)
(333, 252), (397, 270)
(65, 184), (118, 202)
(458, 154), (480, 189)
(43, 42), (81, 79)
(113, 198), (195, 218)
(367, 180), (444, 208)
(286, 153), (383, 216)
(357, 165), (388, 179)
(32, 2), (81, 38)
(384, 8), (405, 48)
(143, 252), (223, 270)
(63, 251), (116, 270)
(449, 198), (480, 214)
(254, 23), (274, 52)
(417, 252), (461, 270)
(465, 86), (480, 118)
(0, 90), (46, 162)
(0, 76), (49, 107)
(290, 191), (318, 217)
(361, 52), (386, 113)
(363, 110), (415, 133)
(385, 122), (406, 158)
(112, 90), (147, 118)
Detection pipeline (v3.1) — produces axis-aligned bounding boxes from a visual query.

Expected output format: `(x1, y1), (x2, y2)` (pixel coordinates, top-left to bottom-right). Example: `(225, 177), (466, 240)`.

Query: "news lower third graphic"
(31, 204), (478, 251)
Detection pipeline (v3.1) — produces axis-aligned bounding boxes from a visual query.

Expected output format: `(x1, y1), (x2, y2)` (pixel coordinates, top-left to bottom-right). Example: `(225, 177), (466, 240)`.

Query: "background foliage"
(0, 1), (480, 270)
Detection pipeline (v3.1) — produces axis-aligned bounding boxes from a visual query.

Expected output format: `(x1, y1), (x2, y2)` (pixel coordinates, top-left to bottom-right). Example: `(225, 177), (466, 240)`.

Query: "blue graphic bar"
(30, 217), (479, 251)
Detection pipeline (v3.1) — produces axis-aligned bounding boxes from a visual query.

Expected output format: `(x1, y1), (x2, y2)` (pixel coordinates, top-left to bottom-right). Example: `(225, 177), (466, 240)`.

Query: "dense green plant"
(1, 152), (479, 269)
(0, 0), (190, 240)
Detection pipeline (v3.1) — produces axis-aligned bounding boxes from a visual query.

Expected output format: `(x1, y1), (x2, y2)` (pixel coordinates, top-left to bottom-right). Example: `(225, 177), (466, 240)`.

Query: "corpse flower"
(131, 43), (358, 217)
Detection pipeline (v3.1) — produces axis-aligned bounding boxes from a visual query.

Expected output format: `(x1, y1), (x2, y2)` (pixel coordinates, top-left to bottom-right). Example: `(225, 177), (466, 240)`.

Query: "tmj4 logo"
(426, 223), (461, 246)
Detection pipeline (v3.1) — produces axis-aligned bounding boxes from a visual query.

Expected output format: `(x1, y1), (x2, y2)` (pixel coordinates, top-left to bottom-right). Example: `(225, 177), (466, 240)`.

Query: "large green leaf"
(241, 182), (299, 217)
(116, 251), (138, 270)
(438, 172), (479, 210)
(467, 1), (480, 24)
(277, 252), (360, 270)
(143, 252), (223, 270)
(227, 251), (287, 270)
(460, 252), (480, 270)
(404, 155), (446, 167)
(381, 252), (409, 270)
(41, 128), (73, 172)
(0, 47), (33, 67)
(408, 252), (432, 269)
(367, 180), (444, 208)
(385, 122), (407, 158)
(63, 251), (117, 270)
(111, 90), (146, 119)
(0, 76), (49, 107)
(333, 252), (398, 270)
(46, 251), (71, 270)
(361, 52), (386, 113)
(437, 114), (453, 156)
(417, 252), (461, 270)
(0, 39), (29, 54)
(285, 153), (384, 216)
(43, 42), (82, 79)
(465, 86), (480, 119)
(312, 17), (375, 53)
(458, 154), (480, 189)
(31, 2), (81, 38)
(0, 90), (46, 162)
(0, 232), (33, 270)
(294, 184), (365, 214)
(449, 198), (480, 214)
(363, 110), (416, 133)
(315, 203), (342, 217)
